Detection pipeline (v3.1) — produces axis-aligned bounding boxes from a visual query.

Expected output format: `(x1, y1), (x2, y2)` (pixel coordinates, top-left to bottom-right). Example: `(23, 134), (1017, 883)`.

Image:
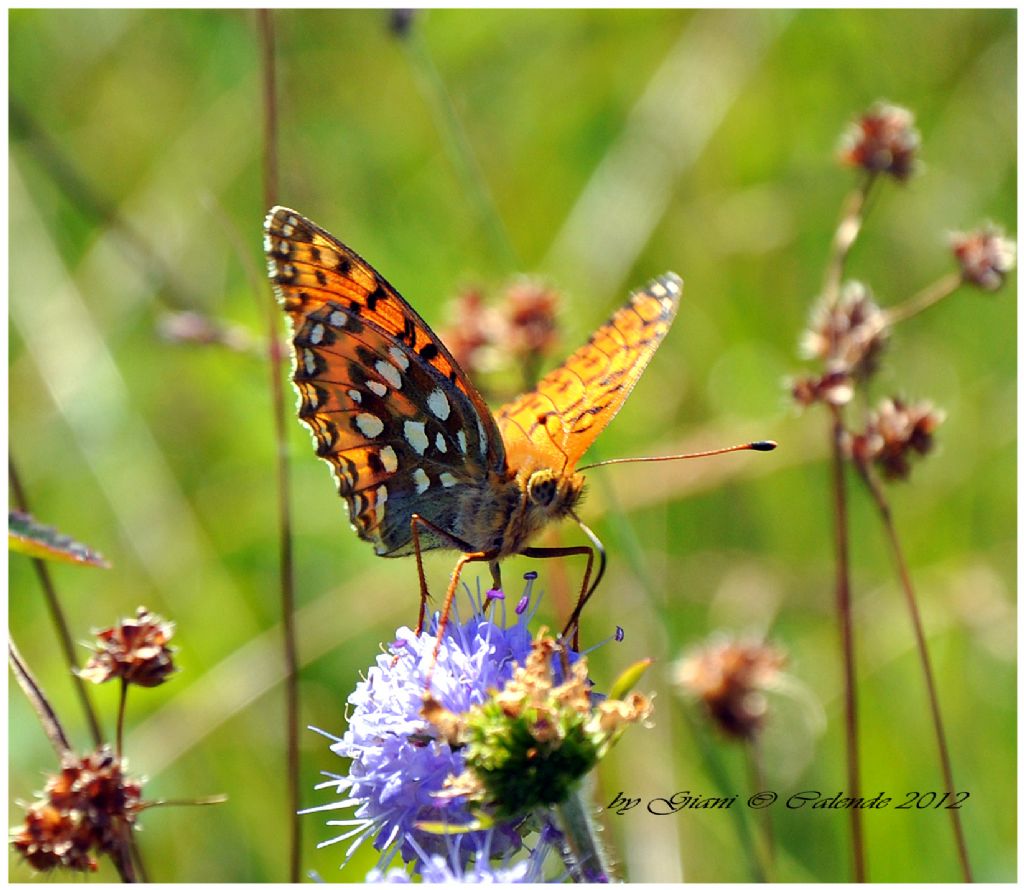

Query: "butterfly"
(264, 206), (682, 648)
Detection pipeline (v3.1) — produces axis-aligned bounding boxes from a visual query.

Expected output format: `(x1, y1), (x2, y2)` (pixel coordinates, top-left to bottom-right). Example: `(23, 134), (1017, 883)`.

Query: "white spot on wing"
(388, 346), (410, 371)
(435, 432), (447, 453)
(329, 309), (348, 328)
(457, 430), (468, 453)
(413, 468), (430, 494)
(348, 389), (362, 404)
(427, 388), (451, 421)
(380, 446), (398, 473)
(404, 421), (429, 455)
(309, 324), (324, 345)
(377, 485), (388, 507)
(439, 472), (457, 488)
(356, 413), (384, 438)
(477, 418), (489, 458)
(303, 349), (317, 375)
(375, 360), (402, 390)
(367, 380), (387, 398)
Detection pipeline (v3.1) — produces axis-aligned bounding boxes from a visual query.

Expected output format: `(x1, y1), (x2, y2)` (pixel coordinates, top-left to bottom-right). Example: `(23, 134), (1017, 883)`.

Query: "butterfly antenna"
(577, 439), (777, 472)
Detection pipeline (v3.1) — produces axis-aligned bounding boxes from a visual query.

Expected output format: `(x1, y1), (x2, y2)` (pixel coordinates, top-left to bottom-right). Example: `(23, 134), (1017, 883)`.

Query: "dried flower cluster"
(675, 639), (786, 740)
(801, 282), (888, 379)
(848, 398), (945, 481)
(439, 288), (499, 377)
(79, 607), (177, 687)
(502, 281), (560, 362)
(838, 102), (920, 182)
(426, 632), (651, 821)
(794, 101), (1014, 491)
(950, 225), (1017, 292)
(440, 281), (560, 387)
(11, 748), (143, 873)
(795, 282), (889, 407)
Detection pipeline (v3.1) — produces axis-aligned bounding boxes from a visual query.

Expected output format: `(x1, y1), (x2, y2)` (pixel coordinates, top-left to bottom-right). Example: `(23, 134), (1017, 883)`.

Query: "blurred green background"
(8, 8), (1015, 883)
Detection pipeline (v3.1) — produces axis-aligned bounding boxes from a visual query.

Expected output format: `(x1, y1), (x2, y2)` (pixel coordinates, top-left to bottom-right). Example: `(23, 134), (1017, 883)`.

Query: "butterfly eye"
(526, 471), (558, 508)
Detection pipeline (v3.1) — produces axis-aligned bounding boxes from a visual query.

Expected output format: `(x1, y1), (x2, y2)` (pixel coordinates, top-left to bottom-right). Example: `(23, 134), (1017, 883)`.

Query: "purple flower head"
(304, 577), (571, 871)
(366, 825), (558, 883)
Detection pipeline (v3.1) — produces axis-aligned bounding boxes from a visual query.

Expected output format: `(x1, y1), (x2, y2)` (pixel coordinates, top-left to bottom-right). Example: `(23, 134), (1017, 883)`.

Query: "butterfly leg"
(521, 543), (596, 649)
(487, 560), (503, 604)
(410, 515), (433, 637)
(409, 514), (498, 688)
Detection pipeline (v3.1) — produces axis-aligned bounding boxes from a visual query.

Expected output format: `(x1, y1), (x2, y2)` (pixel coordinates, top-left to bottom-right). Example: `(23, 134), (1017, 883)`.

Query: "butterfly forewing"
(265, 206), (504, 555)
(495, 274), (682, 475)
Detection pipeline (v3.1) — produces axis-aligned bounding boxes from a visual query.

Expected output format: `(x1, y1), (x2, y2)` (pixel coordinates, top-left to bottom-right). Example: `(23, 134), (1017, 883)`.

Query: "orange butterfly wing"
(495, 274), (682, 476)
(265, 207), (506, 556)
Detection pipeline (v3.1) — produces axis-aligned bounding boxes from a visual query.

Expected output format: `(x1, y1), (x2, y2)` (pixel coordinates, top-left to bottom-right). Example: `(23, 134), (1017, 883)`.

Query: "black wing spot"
(309, 246), (321, 262)
(366, 285), (387, 311)
(315, 269), (328, 286)
(337, 257), (352, 275)
(419, 342), (439, 361)
(367, 452), (385, 474)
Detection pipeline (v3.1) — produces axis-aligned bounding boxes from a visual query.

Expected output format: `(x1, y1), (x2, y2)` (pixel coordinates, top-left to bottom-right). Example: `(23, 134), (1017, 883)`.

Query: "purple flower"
(366, 826), (558, 883)
(304, 578), (550, 869)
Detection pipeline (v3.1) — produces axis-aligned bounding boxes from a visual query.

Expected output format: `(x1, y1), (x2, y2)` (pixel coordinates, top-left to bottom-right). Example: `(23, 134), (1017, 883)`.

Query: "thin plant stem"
(854, 459), (973, 882)
(821, 173), (878, 306)
(128, 834), (150, 884)
(818, 169), (877, 881)
(111, 823), (138, 883)
(9, 638), (73, 757)
(554, 787), (614, 882)
(9, 457), (104, 747)
(828, 406), (866, 882)
(745, 735), (774, 881)
(139, 794), (229, 810)
(402, 27), (520, 273)
(883, 272), (964, 325)
(258, 10), (302, 883)
(260, 9), (279, 216)
(116, 679), (128, 759)
(680, 706), (762, 882)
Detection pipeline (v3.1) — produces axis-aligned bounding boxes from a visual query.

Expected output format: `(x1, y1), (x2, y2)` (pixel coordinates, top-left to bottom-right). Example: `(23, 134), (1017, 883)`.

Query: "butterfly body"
(265, 206), (680, 622)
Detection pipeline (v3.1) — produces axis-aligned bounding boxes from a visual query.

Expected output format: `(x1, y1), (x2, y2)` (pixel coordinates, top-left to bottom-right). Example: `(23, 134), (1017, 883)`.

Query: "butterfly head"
(525, 468), (585, 521)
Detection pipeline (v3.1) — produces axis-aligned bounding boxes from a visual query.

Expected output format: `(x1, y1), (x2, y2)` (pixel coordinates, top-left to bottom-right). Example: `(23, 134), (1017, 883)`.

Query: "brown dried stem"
(116, 679), (128, 760)
(828, 406), (866, 882)
(883, 271), (963, 325)
(853, 459), (973, 882)
(9, 457), (104, 747)
(257, 10), (302, 883)
(9, 638), (72, 757)
(821, 173), (878, 307)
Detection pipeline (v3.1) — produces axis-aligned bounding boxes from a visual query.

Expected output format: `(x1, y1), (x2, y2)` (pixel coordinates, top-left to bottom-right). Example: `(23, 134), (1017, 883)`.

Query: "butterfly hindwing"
(495, 274), (682, 475)
(265, 207), (505, 555)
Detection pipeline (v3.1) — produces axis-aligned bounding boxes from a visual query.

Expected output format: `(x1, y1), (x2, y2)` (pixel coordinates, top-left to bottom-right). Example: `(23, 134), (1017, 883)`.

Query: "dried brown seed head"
(950, 225), (1017, 292)
(838, 102), (920, 182)
(675, 638), (786, 740)
(79, 606), (177, 688)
